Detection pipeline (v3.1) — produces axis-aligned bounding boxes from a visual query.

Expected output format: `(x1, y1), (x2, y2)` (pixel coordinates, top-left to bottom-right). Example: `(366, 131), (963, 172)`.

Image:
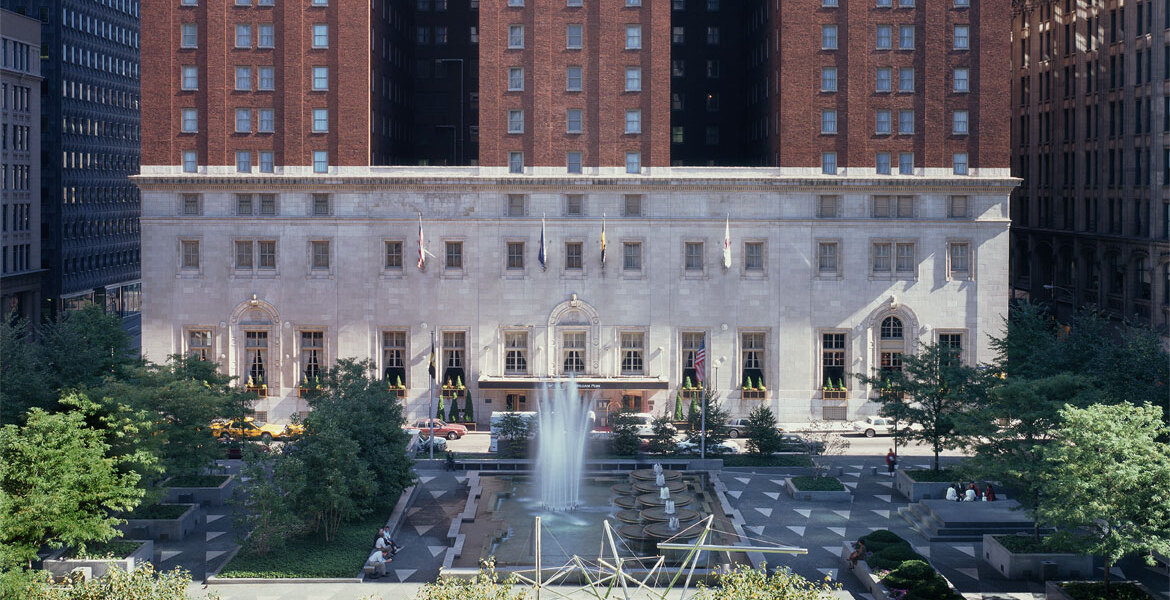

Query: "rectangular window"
(236, 240), (255, 269)
(183, 151), (198, 172)
(818, 241), (838, 274)
(898, 109), (914, 134)
(563, 332), (585, 374)
(258, 66), (275, 90)
(895, 242), (915, 274)
(235, 66), (251, 91)
(876, 25), (892, 49)
(876, 67), (892, 92)
(744, 241), (764, 270)
(684, 241), (704, 271)
(311, 241), (330, 270)
(822, 333), (846, 389)
(181, 66), (198, 90)
(507, 110), (524, 133)
(382, 331), (407, 386)
(258, 194), (276, 215)
(898, 67), (914, 92)
(385, 241), (403, 269)
(567, 152), (582, 174)
(445, 241), (463, 269)
(566, 66), (583, 91)
(259, 152), (274, 173)
(565, 194), (584, 216)
(873, 243), (892, 273)
(236, 24), (252, 48)
(624, 194), (643, 217)
(312, 151), (327, 173)
(565, 242), (583, 269)
(506, 242), (525, 270)
(625, 67), (642, 91)
(954, 25), (970, 50)
(898, 152), (914, 174)
(235, 108), (251, 133)
(821, 109), (837, 134)
(181, 108), (198, 133)
(822, 25), (838, 49)
(509, 25), (524, 48)
(442, 332), (466, 382)
(822, 152), (837, 175)
(312, 23), (328, 48)
(626, 152), (641, 174)
(741, 332), (765, 388)
(258, 23), (274, 47)
(182, 194), (201, 215)
(706, 26), (720, 44)
(625, 25), (642, 49)
(566, 108), (583, 133)
(236, 151), (252, 173)
(505, 332), (529, 375)
(188, 330), (213, 361)
(953, 67), (969, 92)
(818, 195), (839, 218)
(312, 108), (328, 133)
(681, 332), (704, 383)
(620, 332), (645, 375)
(312, 66), (328, 90)
(953, 110), (969, 134)
(899, 25), (914, 49)
(953, 152), (969, 175)
(506, 194), (526, 217)
(258, 109), (274, 132)
(948, 196), (968, 218)
(876, 152), (891, 174)
(181, 23), (198, 48)
(821, 67), (837, 92)
(949, 242), (970, 276)
(181, 240), (200, 269)
(312, 193), (331, 216)
(509, 152), (523, 173)
(876, 109), (892, 134)
(508, 67), (524, 91)
(672, 26), (686, 44)
(625, 110), (642, 134)
(237, 194), (254, 215)
(566, 24), (583, 48)
(623, 242), (642, 271)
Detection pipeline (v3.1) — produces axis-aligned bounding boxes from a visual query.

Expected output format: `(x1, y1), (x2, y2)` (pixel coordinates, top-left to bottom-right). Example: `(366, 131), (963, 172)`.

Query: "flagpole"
(429, 329), (435, 460)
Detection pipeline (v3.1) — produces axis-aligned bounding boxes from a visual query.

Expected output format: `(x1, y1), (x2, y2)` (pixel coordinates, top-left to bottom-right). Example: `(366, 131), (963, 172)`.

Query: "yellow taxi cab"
(210, 417), (293, 442)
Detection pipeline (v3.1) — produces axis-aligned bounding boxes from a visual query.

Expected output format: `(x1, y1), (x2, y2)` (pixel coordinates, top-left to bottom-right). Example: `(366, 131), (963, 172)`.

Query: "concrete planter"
(43, 540), (154, 579)
(983, 534), (1093, 581)
(1046, 580), (1158, 600)
(895, 469), (953, 501)
(784, 477), (851, 502)
(846, 541), (958, 600)
(164, 474), (237, 507)
(117, 504), (202, 542)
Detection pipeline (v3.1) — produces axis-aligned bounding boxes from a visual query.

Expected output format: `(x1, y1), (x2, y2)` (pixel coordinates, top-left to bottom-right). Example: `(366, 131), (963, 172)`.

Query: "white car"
(675, 440), (739, 455)
(850, 416), (898, 437)
(627, 413), (676, 437)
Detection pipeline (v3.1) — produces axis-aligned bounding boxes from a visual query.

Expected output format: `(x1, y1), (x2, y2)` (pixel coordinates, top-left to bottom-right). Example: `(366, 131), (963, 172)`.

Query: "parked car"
(675, 439), (739, 455)
(405, 429), (448, 454)
(210, 417), (294, 442)
(850, 416), (897, 437)
(409, 418), (468, 440)
(626, 413), (676, 437)
(779, 433), (825, 455)
(720, 418), (753, 438)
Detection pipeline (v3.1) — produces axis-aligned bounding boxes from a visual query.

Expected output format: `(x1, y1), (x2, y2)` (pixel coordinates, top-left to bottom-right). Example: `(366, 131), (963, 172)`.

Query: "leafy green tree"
(1038, 403), (1170, 592)
(857, 342), (988, 471)
(609, 410), (642, 456)
(0, 408), (144, 567)
(303, 359), (414, 512)
(495, 413), (531, 458)
(0, 315), (53, 424)
(960, 373), (1099, 537)
(686, 388), (729, 450)
(646, 417), (678, 454)
(232, 446), (306, 557)
(38, 305), (135, 400)
(694, 564), (840, 600)
(744, 405), (783, 457)
(284, 426), (375, 542)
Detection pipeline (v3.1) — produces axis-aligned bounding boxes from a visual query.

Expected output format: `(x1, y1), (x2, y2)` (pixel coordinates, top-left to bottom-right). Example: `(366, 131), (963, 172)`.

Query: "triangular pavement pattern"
(823, 546), (842, 556)
(794, 509), (811, 518)
(206, 531), (225, 542)
(455, 476), (467, 483)
(756, 507), (773, 518)
(429, 489), (446, 499)
(832, 510), (850, 520)
(786, 526), (806, 537)
(159, 550), (183, 562)
(747, 526), (765, 536)
(874, 494), (892, 502)
(734, 477), (752, 485)
(818, 568), (839, 581)
(396, 569), (417, 582)
(871, 509), (890, 518)
(952, 545), (976, 557)
(727, 490), (742, 499)
(763, 492), (780, 500)
(428, 545), (446, 557)
(771, 479), (787, 487)
(205, 550), (228, 563)
(206, 514), (225, 524)
(827, 527), (847, 537)
(846, 472), (862, 478)
(843, 481), (858, 490)
(418, 476), (436, 484)
(850, 465), (864, 470)
(914, 545), (931, 558)
(414, 524), (434, 536)
(955, 568), (980, 580)
(875, 481), (894, 488)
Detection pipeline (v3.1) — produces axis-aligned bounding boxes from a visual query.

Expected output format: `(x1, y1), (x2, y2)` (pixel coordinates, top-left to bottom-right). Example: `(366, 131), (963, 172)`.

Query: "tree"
(694, 564), (840, 600)
(857, 342), (988, 471)
(463, 390), (475, 423)
(686, 388), (729, 450)
(0, 408), (144, 567)
(672, 390), (685, 421)
(802, 421), (850, 478)
(303, 359), (414, 512)
(495, 413), (531, 459)
(231, 445), (305, 557)
(961, 373), (1099, 537)
(609, 410), (642, 456)
(744, 405), (783, 457)
(1038, 403), (1170, 592)
(0, 315), (53, 425)
(284, 426), (375, 542)
(37, 305), (135, 400)
(646, 417), (678, 455)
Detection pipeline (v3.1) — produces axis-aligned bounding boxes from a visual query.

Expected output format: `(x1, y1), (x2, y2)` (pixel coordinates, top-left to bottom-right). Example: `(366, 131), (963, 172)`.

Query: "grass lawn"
(217, 512), (392, 578)
(790, 475), (846, 491)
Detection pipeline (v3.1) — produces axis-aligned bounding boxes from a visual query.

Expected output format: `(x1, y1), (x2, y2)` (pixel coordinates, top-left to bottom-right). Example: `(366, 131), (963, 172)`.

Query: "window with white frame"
(872, 242), (892, 273)
(898, 152), (914, 174)
(312, 150), (328, 173)
(188, 330), (213, 360)
(567, 152), (583, 174)
(876, 109), (892, 134)
(236, 151), (252, 173)
(877, 0), (892, 5)
(953, 67), (969, 92)
(508, 24), (524, 48)
(258, 66), (275, 90)
(258, 23), (274, 47)
(180, 240), (200, 269)
(821, 109), (837, 134)
(625, 152), (641, 174)
(620, 332), (645, 375)
(181, 65), (198, 90)
(744, 241), (764, 271)
(259, 152), (274, 173)
(953, 109), (969, 134)
(822, 332), (846, 389)
(236, 24), (251, 48)
(312, 23), (328, 48)
(938, 332), (963, 364)
(507, 110), (524, 133)
(625, 25), (642, 48)
(442, 331), (466, 384)
(566, 66), (583, 91)
(382, 331), (407, 385)
(899, 0), (914, 6)
(898, 67), (914, 91)
(312, 66), (328, 90)
(876, 152), (891, 174)
(505, 331), (529, 375)
(898, 109), (914, 134)
(821, 67), (837, 91)
(899, 25), (914, 49)
(181, 108), (198, 133)
(384, 240), (403, 269)
(953, 153), (969, 175)
(245, 331), (269, 389)
(895, 242), (915, 274)
(681, 332), (705, 383)
(312, 108), (328, 133)
(741, 332), (765, 388)
(954, 25), (969, 49)
(949, 241), (970, 277)
(876, 25), (892, 49)
(822, 152), (837, 175)
(235, 66), (251, 90)
(562, 332), (585, 374)
(625, 67), (642, 91)
(876, 66), (892, 91)
(181, 23), (198, 48)
(183, 151), (198, 172)
(818, 241), (838, 274)
(509, 152), (523, 173)
(566, 24), (583, 48)
(235, 108), (251, 133)
(310, 240), (330, 270)
(566, 109), (583, 133)
(822, 25), (838, 49)
(508, 67), (523, 90)
(625, 110), (642, 134)
(258, 108), (274, 132)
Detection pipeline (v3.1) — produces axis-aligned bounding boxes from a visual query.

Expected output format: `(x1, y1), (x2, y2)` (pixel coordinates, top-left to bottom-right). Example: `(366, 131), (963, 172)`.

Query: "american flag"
(693, 337), (707, 385)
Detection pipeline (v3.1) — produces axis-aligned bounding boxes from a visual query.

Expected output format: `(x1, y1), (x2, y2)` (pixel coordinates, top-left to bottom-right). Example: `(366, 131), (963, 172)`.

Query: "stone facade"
(137, 166), (1014, 425)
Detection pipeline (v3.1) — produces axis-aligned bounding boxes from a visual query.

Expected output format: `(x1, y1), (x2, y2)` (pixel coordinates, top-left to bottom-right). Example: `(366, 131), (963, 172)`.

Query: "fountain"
(535, 380), (590, 511)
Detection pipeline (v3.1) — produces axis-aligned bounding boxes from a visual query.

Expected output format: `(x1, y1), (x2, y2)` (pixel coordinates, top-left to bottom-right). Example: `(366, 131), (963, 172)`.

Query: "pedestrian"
(984, 483), (997, 502)
(445, 450), (457, 472)
(366, 548), (391, 579)
(848, 540), (867, 569)
(885, 448), (897, 476)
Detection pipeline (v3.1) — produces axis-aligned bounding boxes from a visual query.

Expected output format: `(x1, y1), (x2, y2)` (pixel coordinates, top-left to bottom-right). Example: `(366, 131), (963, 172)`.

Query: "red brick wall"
(140, 0), (371, 168)
(478, 0), (668, 168)
(770, 0), (1010, 170)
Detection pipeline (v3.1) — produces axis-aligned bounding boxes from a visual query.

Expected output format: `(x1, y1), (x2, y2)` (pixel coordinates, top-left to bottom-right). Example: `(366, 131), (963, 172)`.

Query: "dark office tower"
(2, 0), (143, 338)
(667, 0), (753, 166)
(412, 0), (479, 166)
(1010, 0), (1169, 330)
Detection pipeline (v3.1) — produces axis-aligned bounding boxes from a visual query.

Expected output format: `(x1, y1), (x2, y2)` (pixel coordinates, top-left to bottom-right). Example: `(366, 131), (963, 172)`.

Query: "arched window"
(1135, 257), (1151, 300)
(880, 316), (903, 340)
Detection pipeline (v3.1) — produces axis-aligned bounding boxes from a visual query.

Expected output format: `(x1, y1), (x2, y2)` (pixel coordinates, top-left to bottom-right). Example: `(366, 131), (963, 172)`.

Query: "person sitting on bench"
(367, 548), (391, 579)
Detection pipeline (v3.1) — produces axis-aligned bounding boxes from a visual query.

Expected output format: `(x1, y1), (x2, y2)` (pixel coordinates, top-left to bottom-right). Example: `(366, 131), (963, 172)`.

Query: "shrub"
(695, 564), (840, 600)
(858, 529), (911, 555)
(790, 476), (845, 491)
(415, 559), (529, 600)
(21, 564), (205, 600)
(867, 544), (926, 571)
(1059, 582), (1154, 600)
(903, 577), (961, 600)
(903, 469), (956, 483)
(881, 560), (936, 589)
(609, 411), (642, 456)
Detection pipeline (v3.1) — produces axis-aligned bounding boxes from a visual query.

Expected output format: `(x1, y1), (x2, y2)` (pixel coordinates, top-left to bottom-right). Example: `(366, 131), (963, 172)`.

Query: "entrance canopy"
(477, 377), (669, 390)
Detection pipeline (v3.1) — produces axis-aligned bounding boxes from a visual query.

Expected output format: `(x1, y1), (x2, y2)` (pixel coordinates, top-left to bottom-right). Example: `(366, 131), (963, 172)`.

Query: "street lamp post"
(434, 58), (465, 165)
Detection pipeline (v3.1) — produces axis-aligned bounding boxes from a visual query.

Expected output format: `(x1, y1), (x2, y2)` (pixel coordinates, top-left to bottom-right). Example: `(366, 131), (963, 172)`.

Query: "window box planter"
(163, 474), (237, 507)
(116, 503), (201, 542)
(244, 385), (267, 398)
(895, 468), (956, 501)
(390, 387), (406, 399)
(741, 389), (766, 400)
(43, 540), (154, 580)
(296, 386), (321, 398)
(983, 534), (1093, 581)
(1045, 580), (1157, 600)
(785, 476), (851, 502)
(822, 388), (847, 401)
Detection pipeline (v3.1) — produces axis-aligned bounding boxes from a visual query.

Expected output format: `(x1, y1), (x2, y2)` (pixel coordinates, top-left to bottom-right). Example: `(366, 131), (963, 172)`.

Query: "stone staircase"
(898, 499), (1052, 542)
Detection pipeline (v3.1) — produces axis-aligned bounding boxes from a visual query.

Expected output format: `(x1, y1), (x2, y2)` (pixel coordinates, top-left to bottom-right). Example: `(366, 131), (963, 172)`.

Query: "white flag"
(722, 215), (731, 269)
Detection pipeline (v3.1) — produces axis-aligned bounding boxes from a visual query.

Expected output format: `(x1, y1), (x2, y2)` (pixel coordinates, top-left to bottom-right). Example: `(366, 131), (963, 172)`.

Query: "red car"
(409, 419), (468, 440)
